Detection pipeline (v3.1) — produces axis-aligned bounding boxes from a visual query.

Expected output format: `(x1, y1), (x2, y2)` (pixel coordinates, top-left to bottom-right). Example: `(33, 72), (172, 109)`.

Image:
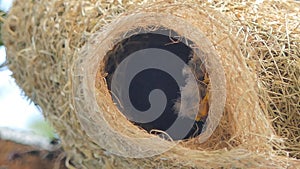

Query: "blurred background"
(0, 4), (64, 169)
(0, 0), (45, 132)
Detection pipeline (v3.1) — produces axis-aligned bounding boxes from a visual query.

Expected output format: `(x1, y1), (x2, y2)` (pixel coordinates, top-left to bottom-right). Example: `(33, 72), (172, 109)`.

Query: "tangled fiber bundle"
(2, 0), (299, 168)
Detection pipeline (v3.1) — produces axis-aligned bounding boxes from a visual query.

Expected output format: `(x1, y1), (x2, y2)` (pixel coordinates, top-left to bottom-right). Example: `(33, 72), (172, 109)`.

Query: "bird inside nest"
(172, 54), (210, 139)
(173, 55), (210, 123)
(103, 31), (210, 140)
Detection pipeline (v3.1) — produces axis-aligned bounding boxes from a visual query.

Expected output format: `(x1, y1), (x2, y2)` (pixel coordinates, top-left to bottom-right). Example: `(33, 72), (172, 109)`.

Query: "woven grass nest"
(2, 0), (300, 168)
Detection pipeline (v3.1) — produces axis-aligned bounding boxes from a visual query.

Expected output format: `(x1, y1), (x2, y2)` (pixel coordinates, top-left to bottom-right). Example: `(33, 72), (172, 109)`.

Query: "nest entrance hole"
(102, 28), (209, 140)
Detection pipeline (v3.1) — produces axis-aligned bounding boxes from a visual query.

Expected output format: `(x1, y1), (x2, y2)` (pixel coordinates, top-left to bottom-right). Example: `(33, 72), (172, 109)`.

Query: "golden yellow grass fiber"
(2, 0), (299, 168)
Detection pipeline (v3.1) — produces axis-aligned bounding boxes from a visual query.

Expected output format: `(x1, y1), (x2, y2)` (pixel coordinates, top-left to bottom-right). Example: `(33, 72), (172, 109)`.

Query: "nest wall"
(2, 0), (299, 168)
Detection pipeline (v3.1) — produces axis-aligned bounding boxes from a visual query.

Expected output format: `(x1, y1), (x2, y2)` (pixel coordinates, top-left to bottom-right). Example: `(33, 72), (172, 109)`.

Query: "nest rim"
(74, 12), (226, 158)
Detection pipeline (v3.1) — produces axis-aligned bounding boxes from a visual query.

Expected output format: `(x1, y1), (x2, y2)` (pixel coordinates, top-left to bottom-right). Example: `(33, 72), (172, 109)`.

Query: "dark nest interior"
(102, 28), (209, 140)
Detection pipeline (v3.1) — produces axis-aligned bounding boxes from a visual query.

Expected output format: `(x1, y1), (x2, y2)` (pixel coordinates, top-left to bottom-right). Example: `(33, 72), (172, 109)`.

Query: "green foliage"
(29, 119), (57, 140)
(0, 9), (6, 46)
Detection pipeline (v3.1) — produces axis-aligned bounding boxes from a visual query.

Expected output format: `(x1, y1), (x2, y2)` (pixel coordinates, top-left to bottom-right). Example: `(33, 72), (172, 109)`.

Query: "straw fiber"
(2, 0), (299, 168)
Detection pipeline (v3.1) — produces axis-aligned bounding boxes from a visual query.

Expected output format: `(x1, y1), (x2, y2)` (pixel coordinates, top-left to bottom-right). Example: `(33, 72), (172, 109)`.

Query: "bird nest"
(2, 0), (299, 168)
